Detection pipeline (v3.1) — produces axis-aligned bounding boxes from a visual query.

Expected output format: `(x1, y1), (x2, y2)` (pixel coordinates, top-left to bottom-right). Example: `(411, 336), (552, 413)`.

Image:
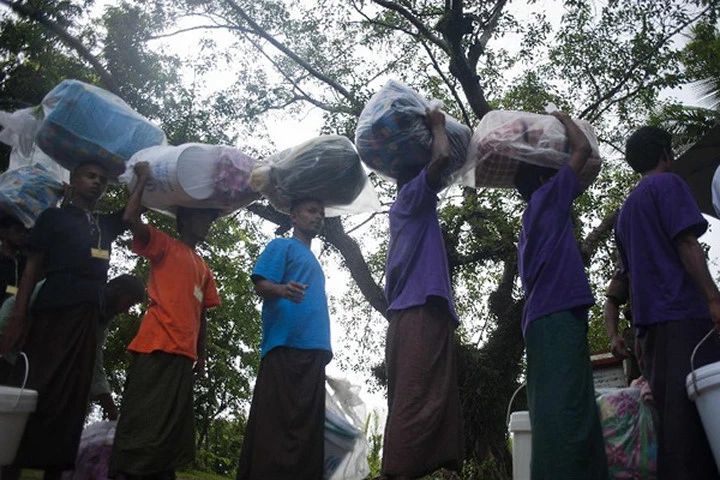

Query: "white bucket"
(121, 144), (259, 215)
(508, 411), (532, 480)
(0, 354), (38, 466)
(686, 329), (720, 471)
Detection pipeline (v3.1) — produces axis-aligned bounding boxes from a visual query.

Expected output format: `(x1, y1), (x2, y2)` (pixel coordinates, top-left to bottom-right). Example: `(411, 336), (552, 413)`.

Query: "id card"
(91, 248), (110, 260)
(5, 285), (18, 295)
(194, 285), (204, 303)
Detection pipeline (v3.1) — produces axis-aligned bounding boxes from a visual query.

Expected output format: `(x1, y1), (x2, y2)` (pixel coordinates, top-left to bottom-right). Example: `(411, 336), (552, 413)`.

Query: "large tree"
(1, 0), (718, 477)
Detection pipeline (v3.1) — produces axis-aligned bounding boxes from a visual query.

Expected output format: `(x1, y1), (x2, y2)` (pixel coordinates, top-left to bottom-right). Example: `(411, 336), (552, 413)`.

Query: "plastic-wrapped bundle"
(0, 165), (64, 228)
(596, 387), (658, 479)
(120, 144), (261, 216)
(66, 421), (116, 480)
(324, 377), (370, 480)
(466, 110), (602, 189)
(355, 80), (472, 186)
(36, 80), (167, 179)
(250, 135), (380, 216)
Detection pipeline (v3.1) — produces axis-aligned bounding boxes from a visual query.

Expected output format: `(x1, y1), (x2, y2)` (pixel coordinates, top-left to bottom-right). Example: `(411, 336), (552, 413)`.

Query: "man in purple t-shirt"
(381, 108), (464, 480)
(615, 125), (720, 480)
(515, 111), (607, 480)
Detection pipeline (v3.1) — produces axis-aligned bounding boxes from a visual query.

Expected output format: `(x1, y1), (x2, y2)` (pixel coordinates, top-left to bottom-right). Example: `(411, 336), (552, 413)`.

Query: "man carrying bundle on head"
(237, 196), (331, 480)
(381, 107), (464, 480)
(0, 161), (126, 480)
(615, 126), (720, 479)
(513, 111), (607, 479)
(108, 161), (221, 480)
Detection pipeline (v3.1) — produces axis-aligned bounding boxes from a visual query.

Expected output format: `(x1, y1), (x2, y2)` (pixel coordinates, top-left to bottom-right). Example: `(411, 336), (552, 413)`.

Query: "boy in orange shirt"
(109, 162), (221, 480)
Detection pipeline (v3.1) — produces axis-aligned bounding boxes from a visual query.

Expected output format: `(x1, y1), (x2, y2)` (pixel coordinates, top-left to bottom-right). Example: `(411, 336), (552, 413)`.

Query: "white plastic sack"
(67, 421), (116, 480)
(355, 80), (473, 186)
(465, 110), (602, 189)
(0, 107), (69, 183)
(325, 377), (370, 480)
(0, 165), (64, 228)
(120, 144), (261, 216)
(36, 79), (167, 180)
(250, 136), (380, 216)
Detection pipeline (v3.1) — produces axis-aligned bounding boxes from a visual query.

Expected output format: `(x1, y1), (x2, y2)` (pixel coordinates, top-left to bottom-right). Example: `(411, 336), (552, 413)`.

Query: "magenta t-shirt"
(518, 165), (595, 335)
(615, 173), (709, 327)
(385, 168), (459, 323)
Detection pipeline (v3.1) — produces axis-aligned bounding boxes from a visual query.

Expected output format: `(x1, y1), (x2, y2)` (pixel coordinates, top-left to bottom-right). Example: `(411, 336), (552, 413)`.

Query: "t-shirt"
(127, 226), (221, 360)
(252, 237), (332, 358)
(385, 167), (458, 322)
(615, 172), (709, 326)
(518, 165), (595, 334)
(28, 207), (125, 310)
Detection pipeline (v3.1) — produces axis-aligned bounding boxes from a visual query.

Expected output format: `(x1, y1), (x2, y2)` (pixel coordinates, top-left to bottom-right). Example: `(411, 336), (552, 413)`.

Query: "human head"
(176, 206), (220, 247)
(0, 215), (29, 250)
(513, 162), (559, 202)
(290, 197), (325, 239)
(70, 162), (109, 205)
(625, 126), (673, 174)
(104, 274), (145, 317)
(396, 166), (424, 192)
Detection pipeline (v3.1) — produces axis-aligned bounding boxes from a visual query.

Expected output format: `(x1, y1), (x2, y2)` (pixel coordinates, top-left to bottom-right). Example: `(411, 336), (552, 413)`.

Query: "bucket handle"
(505, 382), (527, 427)
(689, 328), (718, 398)
(11, 351), (29, 409)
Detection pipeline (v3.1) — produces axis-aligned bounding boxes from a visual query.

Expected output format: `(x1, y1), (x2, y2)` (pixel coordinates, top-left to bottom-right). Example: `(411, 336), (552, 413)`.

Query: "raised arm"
(123, 162), (151, 246)
(425, 107), (452, 190)
(674, 231), (720, 329)
(551, 111), (592, 175)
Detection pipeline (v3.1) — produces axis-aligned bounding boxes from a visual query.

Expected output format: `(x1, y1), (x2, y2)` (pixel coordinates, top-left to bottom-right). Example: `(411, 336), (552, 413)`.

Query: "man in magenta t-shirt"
(615, 126), (720, 479)
(514, 111), (607, 480)
(381, 108), (464, 479)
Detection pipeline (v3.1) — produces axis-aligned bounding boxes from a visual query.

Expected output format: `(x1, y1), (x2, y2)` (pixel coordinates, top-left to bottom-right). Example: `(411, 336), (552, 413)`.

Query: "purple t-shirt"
(615, 172), (709, 327)
(518, 165), (595, 335)
(385, 168), (459, 323)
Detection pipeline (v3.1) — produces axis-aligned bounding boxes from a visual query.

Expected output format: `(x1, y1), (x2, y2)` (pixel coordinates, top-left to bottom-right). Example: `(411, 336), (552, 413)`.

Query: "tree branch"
(0, 0), (119, 94)
(371, 0), (449, 51)
(419, 39), (472, 126)
(144, 24), (251, 41)
(222, 0), (361, 112)
(581, 209), (619, 262)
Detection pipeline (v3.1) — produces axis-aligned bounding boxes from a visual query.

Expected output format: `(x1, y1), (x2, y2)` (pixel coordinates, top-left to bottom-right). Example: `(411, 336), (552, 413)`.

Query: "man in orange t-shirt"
(109, 161), (221, 480)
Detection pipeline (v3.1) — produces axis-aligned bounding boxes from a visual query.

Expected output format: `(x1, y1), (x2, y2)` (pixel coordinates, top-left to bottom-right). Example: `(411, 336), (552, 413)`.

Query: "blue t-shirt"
(518, 165), (595, 335)
(385, 168), (458, 322)
(615, 173), (709, 326)
(252, 237), (332, 358)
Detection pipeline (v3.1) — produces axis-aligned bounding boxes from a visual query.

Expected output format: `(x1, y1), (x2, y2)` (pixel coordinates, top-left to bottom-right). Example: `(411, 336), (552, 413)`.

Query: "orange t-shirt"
(127, 226), (221, 360)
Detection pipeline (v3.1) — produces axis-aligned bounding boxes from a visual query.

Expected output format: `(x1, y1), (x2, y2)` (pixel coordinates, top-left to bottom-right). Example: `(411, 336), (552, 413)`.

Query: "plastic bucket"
(508, 411), (532, 480)
(686, 329), (720, 471)
(0, 354), (38, 465)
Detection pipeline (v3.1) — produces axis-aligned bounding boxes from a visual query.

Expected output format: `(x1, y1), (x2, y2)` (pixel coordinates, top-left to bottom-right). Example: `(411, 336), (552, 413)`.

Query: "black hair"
(176, 206), (221, 235)
(0, 215), (25, 230)
(106, 274), (145, 300)
(395, 166), (424, 192)
(513, 162), (559, 202)
(289, 197), (324, 213)
(625, 126), (672, 174)
(70, 161), (106, 181)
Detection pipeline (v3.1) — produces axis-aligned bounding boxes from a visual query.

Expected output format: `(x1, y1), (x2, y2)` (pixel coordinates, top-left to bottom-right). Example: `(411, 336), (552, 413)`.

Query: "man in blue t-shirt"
(514, 111), (607, 480)
(236, 197), (331, 480)
(615, 126), (720, 480)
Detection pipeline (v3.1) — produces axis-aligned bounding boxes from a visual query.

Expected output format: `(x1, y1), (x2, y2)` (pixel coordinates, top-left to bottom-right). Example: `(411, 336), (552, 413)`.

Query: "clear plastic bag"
(325, 376), (370, 480)
(120, 144), (261, 217)
(67, 420), (117, 480)
(355, 80), (473, 186)
(0, 165), (64, 228)
(250, 135), (380, 216)
(465, 110), (602, 189)
(0, 107), (70, 183)
(36, 80), (167, 180)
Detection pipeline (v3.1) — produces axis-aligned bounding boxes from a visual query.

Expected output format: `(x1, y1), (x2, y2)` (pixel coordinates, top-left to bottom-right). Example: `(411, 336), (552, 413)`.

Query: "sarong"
(10, 303), (99, 469)
(639, 318), (720, 480)
(382, 302), (464, 477)
(525, 309), (607, 480)
(109, 351), (195, 475)
(237, 347), (329, 480)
